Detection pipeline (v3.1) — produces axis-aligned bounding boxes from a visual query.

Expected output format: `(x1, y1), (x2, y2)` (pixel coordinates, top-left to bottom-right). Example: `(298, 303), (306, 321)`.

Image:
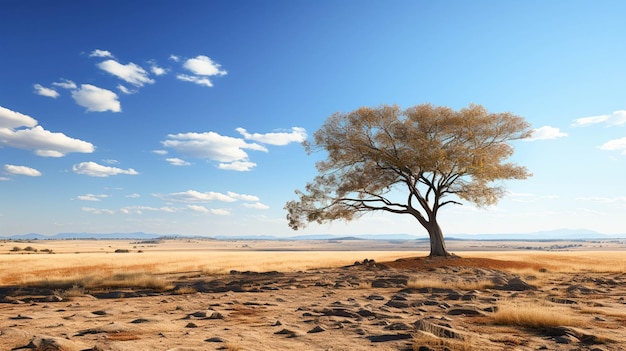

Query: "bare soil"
(1, 255), (624, 351)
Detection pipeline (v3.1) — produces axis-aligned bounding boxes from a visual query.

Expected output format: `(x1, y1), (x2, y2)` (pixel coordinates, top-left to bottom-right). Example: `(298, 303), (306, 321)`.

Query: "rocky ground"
(0, 256), (624, 351)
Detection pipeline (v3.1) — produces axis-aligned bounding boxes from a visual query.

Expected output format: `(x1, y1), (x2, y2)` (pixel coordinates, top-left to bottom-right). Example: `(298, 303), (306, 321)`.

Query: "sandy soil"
(1, 241), (625, 351)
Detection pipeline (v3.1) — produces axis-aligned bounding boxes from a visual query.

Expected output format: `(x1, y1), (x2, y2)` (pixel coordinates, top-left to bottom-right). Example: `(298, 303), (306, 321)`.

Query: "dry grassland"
(0, 239), (625, 351)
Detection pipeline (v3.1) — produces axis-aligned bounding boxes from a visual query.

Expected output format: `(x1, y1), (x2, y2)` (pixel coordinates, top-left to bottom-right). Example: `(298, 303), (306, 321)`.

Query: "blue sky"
(1, 1), (625, 237)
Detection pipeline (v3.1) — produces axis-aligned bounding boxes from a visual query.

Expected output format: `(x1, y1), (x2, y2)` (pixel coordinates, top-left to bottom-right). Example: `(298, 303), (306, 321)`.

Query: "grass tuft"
(491, 299), (579, 328)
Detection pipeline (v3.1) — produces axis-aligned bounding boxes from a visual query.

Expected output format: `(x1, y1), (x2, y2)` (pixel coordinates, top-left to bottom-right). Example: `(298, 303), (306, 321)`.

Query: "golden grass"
(412, 330), (474, 351)
(460, 251), (626, 273)
(491, 299), (580, 328)
(407, 276), (494, 290)
(29, 272), (174, 291)
(0, 244), (410, 287)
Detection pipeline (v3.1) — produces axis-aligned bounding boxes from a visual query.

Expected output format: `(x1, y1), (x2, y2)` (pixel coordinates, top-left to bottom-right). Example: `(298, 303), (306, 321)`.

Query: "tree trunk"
(426, 221), (452, 257)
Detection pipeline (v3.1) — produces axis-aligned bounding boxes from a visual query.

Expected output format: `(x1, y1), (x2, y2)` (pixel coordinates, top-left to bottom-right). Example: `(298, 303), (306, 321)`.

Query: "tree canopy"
(285, 103), (533, 257)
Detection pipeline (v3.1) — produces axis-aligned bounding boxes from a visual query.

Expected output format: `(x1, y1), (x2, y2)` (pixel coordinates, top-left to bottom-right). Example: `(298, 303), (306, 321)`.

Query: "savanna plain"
(1, 238), (625, 351)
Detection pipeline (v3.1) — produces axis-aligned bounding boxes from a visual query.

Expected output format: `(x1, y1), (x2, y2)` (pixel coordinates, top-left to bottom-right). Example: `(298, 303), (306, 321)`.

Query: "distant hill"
(2, 232), (170, 240)
(1, 229), (623, 241)
(448, 228), (622, 241)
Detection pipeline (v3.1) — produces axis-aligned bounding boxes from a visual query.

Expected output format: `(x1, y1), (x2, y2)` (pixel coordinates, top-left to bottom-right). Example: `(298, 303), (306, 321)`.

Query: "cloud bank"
(162, 127), (307, 171)
(0, 106), (94, 157)
(72, 161), (138, 177)
(4, 164), (41, 177)
(572, 110), (626, 127)
(526, 126), (567, 141)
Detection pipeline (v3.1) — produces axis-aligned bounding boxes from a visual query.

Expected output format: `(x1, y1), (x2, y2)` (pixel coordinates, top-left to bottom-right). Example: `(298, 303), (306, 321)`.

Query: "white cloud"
(227, 192), (260, 202)
(600, 137), (626, 154)
(0, 125), (94, 157)
(169, 54), (180, 62)
(120, 206), (178, 214)
(152, 149), (168, 155)
(162, 131), (267, 163)
(181, 206), (231, 215)
(218, 161), (257, 171)
(0, 105), (38, 129)
(242, 202), (270, 210)
(236, 127), (307, 145)
(183, 55), (227, 76)
(89, 49), (114, 58)
(150, 62), (166, 76)
(97, 59), (155, 87)
(187, 205), (209, 213)
(176, 55), (227, 87)
(82, 207), (115, 215)
(102, 159), (119, 164)
(210, 208), (231, 216)
(117, 84), (136, 95)
(154, 190), (238, 203)
(176, 74), (214, 87)
(52, 79), (77, 89)
(71, 84), (121, 112)
(4, 164), (42, 177)
(72, 161), (138, 177)
(125, 193), (141, 198)
(166, 157), (191, 166)
(572, 110), (626, 127)
(526, 126), (568, 141)
(76, 194), (108, 201)
(33, 84), (59, 98)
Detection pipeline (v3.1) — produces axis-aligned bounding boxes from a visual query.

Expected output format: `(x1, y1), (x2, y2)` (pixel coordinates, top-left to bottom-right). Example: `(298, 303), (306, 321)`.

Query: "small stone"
(185, 322), (198, 328)
(274, 328), (298, 338)
(205, 337), (224, 342)
(308, 326), (325, 333)
(208, 312), (224, 319)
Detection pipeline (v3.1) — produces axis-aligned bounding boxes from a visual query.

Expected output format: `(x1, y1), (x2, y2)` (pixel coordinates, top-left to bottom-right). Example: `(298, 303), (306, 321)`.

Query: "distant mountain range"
(1, 229), (624, 241)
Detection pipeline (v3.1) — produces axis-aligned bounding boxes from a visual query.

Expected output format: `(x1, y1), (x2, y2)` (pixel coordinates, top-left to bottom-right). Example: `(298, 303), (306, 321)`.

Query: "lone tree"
(285, 104), (532, 257)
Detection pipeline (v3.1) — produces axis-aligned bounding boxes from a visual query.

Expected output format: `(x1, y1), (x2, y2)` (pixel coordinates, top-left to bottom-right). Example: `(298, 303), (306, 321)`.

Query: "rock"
(566, 284), (597, 295)
(91, 310), (107, 315)
(366, 294), (385, 300)
(447, 307), (485, 316)
(417, 346), (436, 351)
(10, 314), (32, 320)
(414, 319), (466, 340)
(544, 326), (603, 344)
(357, 308), (376, 317)
(274, 328), (298, 338)
(131, 318), (150, 323)
(383, 322), (411, 330)
(366, 333), (413, 342)
(385, 300), (409, 308)
(185, 311), (206, 319)
(208, 312), (224, 319)
(320, 308), (360, 319)
(496, 277), (536, 291)
(23, 335), (89, 351)
(307, 326), (325, 333)
(205, 337), (224, 342)
(371, 276), (408, 288)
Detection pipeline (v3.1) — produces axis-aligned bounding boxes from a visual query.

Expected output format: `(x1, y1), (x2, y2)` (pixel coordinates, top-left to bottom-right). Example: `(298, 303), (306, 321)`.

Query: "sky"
(1, 0), (625, 238)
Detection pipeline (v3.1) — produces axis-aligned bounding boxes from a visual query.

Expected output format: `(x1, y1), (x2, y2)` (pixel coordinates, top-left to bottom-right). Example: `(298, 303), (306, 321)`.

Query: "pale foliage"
(286, 104), (532, 250)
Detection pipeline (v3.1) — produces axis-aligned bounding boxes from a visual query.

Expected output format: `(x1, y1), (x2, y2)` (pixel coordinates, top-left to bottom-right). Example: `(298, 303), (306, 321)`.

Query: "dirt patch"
(381, 256), (545, 271)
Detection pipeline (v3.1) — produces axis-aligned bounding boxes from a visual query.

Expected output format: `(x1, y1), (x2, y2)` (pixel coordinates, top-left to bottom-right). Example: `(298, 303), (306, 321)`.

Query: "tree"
(285, 103), (532, 257)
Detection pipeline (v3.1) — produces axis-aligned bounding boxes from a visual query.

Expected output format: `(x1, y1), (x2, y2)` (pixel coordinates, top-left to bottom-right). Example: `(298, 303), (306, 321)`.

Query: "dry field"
(0, 239), (625, 351)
